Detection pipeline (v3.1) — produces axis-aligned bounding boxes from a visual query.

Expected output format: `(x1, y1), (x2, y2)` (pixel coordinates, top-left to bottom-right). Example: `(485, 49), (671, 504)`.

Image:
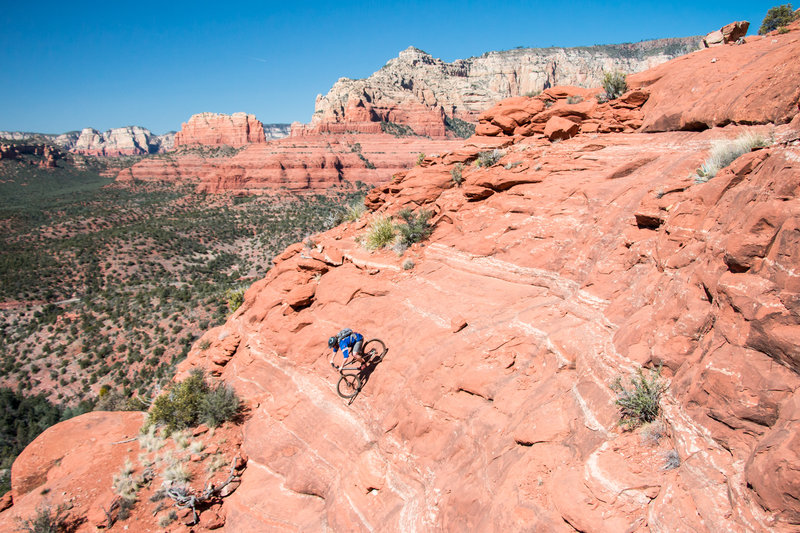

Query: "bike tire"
(363, 338), (387, 363)
(337, 373), (362, 399)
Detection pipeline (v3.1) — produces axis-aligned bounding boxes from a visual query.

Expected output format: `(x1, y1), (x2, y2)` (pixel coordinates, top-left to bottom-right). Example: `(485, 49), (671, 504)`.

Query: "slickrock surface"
(118, 134), (466, 192)
(308, 39), (700, 136)
(0, 412), (145, 530)
(174, 112), (277, 147)
(629, 20), (800, 132)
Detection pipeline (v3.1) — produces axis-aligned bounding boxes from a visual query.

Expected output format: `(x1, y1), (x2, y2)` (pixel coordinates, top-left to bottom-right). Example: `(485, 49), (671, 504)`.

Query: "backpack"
(336, 328), (353, 342)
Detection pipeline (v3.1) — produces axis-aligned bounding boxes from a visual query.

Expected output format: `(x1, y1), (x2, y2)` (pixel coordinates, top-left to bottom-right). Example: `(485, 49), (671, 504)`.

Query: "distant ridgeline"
(301, 36), (702, 138)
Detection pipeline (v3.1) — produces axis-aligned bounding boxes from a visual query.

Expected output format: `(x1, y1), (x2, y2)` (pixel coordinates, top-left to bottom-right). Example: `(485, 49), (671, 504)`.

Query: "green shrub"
(610, 366), (667, 429)
(199, 383), (240, 428)
(416, 153), (426, 166)
(475, 149), (505, 167)
(146, 370), (209, 432)
(566, 95), (584, 104)
(402, 258), (415, 270)
(694, 131), (769, 182)
(365, 217), (396, 250)
(396, 209), (433, 247)
(450, 163), (464, 187)
(381, 121), (416, 137)
(444, 116), (476, 138)
(759, 4), (798, 34)
(601, 71), (627, 100)
(16, 503), (70, 533)
(225, 287), (246, 312)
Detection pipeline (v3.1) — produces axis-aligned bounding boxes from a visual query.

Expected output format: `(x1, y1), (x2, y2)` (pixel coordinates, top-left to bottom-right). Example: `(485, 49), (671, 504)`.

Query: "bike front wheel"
(337, 373), (362, 399)
(363, 338), (387, 364)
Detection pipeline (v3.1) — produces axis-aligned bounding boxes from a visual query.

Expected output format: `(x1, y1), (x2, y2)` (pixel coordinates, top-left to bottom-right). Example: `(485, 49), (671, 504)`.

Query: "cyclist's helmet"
(328, 336), (337, 349)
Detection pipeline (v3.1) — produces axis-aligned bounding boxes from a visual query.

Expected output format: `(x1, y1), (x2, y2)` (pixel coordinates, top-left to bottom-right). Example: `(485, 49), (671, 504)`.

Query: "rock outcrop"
(703, 20), (750, 47)
(174, 112), (269, 147)
(307, 38), (701, 137)
(1, 128), (174, 157)
(629, 26), (800, 132)
(72, 126), (174, 156)
(0, 131), (82, 151)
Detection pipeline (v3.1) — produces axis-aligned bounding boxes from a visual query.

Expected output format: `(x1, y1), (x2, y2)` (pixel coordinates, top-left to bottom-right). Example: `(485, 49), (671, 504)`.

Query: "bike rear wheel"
(337, 373), (362, 398)
(363, 338), (387, 364)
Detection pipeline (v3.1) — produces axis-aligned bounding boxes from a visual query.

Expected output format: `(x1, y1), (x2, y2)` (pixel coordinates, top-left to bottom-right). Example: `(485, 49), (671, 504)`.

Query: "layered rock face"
(174, 112), (276, 147)
(72, 126), (174, 156)
(307, 38), (700, 137)
(117, 134), (464, 192)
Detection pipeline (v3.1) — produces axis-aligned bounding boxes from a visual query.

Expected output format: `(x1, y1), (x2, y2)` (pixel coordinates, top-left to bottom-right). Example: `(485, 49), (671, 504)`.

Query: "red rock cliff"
(174, 112), (268, 147)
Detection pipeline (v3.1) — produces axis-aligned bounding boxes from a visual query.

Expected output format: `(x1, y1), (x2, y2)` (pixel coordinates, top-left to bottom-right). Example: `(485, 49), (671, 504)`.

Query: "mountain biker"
(328, 328), (364, 372)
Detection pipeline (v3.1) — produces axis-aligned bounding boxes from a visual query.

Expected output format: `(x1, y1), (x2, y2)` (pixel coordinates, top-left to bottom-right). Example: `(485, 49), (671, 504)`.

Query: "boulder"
(544, 116), (580, 141)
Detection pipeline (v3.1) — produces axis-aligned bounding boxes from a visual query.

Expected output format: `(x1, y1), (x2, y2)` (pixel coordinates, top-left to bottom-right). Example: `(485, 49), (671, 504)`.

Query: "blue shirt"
(334, 332), (363, 359)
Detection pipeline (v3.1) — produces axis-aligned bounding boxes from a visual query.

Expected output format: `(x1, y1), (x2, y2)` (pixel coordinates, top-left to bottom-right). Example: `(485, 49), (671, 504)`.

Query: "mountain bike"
(332, 339), (387, 399)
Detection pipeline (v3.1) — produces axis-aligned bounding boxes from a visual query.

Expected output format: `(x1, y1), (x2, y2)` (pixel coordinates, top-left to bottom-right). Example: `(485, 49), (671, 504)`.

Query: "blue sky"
(0, 1), (778, 134)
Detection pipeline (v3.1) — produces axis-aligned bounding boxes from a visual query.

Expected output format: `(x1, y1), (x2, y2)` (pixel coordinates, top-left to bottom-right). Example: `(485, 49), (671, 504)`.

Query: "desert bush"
(416, 153), (426, 166)
(343, 198), (366, 222)
(450, 163), (464, 187)
(475, 149), (505, 167)
(206, 453), (228, 474)
(365, 217), (396, 250)
(112, 459), (138, 501)
(402, 258), (415, 270)
(663, 449), (681, 470)
(694, 131), (769, 182)
(158, 510), (177, 528)
(147, 369), (210, 432)
(225, 287), (246, 312)
(171, 430), (190, 449)
(396, 209), (434, 247)
(759, 4), (798, 34)
(189, 440), (205, 454)
(610, 366), (667, 429)
(566, 95), (584, 104)
(138, 425), (165, 452)
(16, 503), (70, 533)
(600, 71), (627, 100)
(94, 388), (134, 411)
(162, 462), (191, 484)
(198, 382), (240, 428)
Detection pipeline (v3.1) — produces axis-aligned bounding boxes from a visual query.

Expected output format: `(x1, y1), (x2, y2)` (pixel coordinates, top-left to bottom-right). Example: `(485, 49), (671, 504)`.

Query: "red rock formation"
(4, 22), (800, 533)
(118, 134), (464, 193)
(629, 25), (800, 132)
(174, 112), (267, 147)
(703, 20), (750, 47)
